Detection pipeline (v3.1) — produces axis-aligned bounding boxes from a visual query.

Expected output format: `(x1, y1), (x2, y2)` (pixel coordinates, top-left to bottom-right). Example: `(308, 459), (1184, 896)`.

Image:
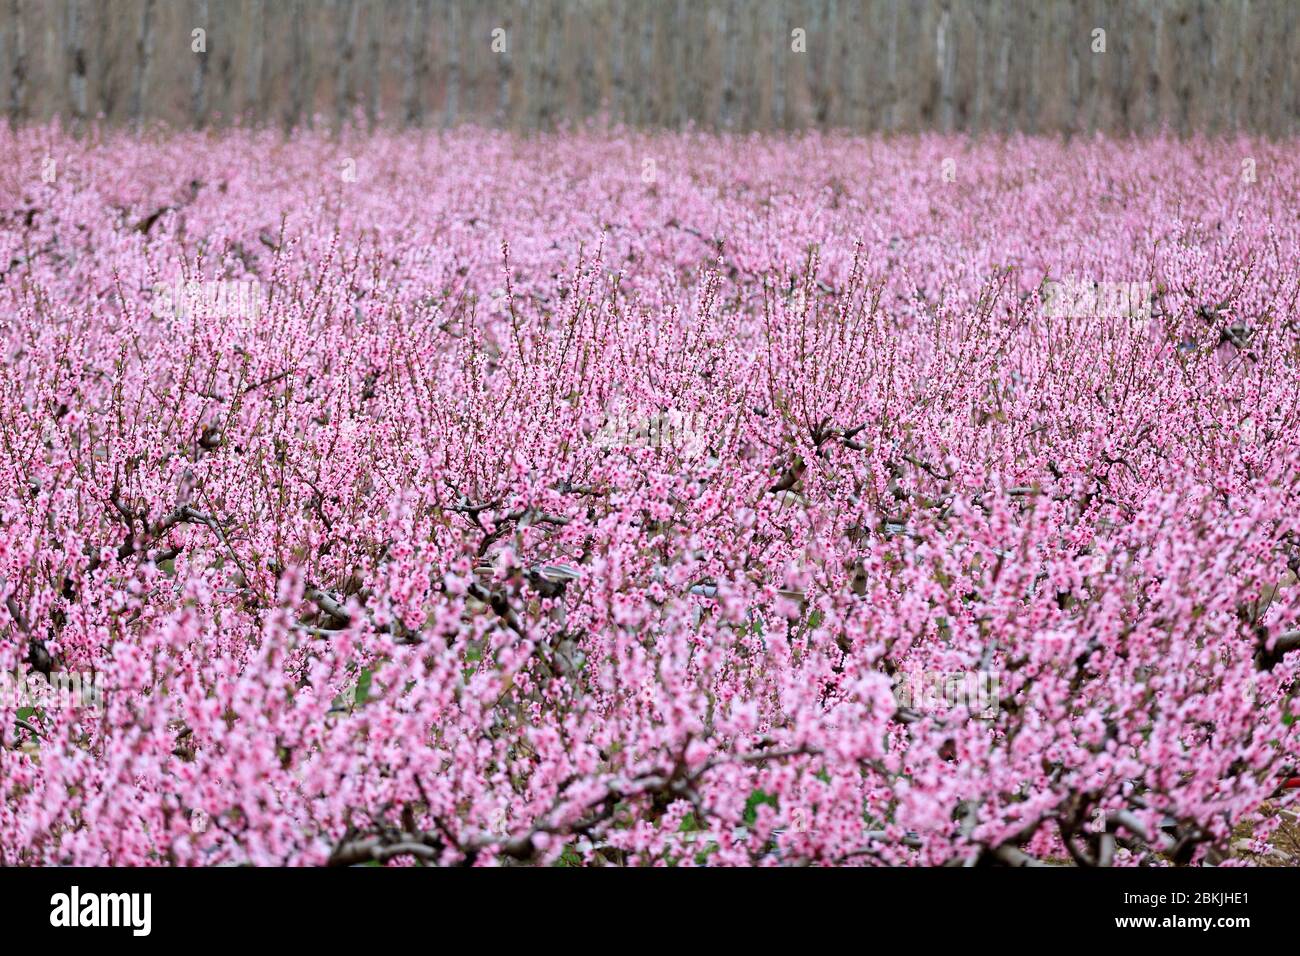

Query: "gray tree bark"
(93, 3), (120, 119)
(7, 0), (24, 125)
(936, 0), (954, 133)
(720, 0), (738, 127)
(246, 0), (264, 122)
(542, 0), (561, 127)
(1230, 0), (1248, 130)
(335, 0), (359, 129)
(364, 0), (380, 130)
(494, 2), (513, 126)
(443, 0), (459, 127)
(995, 0), (1010, 133)
(887, 0), (900, 131)
(971, 0), (985, 132)
(1147, 0), (1163, 128)
(2, 0), (1298, 136)
(820, 0), (837, 126)
(1025, 0), (1038, 133)
(64, 0), (86, 124)
(638, 2), (655, 126)
(1197, 0), (1215, 134)
(129, 0), (154, 132)
(770, 0), (785, 128)
(191, 0), (210, 128)
(287, 0), (309, 129)
(403, 0), (430, 127)
(672, 0), (687, 127)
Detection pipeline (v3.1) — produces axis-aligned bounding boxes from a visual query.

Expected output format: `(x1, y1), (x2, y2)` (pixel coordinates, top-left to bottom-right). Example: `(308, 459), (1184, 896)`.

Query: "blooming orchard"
(1, 125), (1298, 866)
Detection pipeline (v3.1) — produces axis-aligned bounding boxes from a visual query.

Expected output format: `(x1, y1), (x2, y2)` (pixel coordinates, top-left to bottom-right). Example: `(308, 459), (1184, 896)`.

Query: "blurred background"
(1, 0), (1296, 135)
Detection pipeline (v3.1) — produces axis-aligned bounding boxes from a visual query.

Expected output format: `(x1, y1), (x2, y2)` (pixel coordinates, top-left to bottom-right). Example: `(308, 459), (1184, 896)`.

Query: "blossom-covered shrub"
(2, 125), (1298, 865)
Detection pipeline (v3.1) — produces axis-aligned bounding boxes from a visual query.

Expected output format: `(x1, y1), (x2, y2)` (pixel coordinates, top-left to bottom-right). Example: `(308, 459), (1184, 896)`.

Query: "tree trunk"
(1067, 0), (1081, 135)
(494, 2), (513, 126)
(1147, 0), (1163, 129)
(995, 0), (1010, 132)
(1176, 0), (1193, 137)
(578, 0), (598, 117)
(972, 0), (986, 133)
(191, 0), (209, 128)
(1025, 0), (1038, 133)
(841, 0), (859, 130)
(130, 0), (155, 132)
(443, 0), (459, 127)
(403, 0), (429, 127)
(246, 0), (264, 123)
(64, 0), (86, 124)
(721, 0), (738, 127)
(215, 13), (232, 124)
(1282, 0), (1297, 135)
(1197, 0), (1215, 134)
(523, 0), (539, 127)
(542, 0), (560, 127)
(7, 0), (25, 126)
(301, 1), (315, 129)
(1113, 0), (1131, 132)
(818, 0), (837, 126)
(888, 0), (901, 131)
(335, 0), (359, 130)
(935, 0), (954, 133)
(287, 0), (307, 128)
(1230, 0), (1248, 130)
(610, 0), (625, 122)
(672, 0), (687, 127)
(638, 3), (655, 126)
(2, 5), (9, 122)
(770, 0), (785, 129)
(93, 0), (118, 119)
(364, 0), (380, 130)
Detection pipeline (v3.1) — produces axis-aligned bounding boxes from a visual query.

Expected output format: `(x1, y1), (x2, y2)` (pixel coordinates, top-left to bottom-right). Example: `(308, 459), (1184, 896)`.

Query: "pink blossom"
(0, 125), (1297, 866)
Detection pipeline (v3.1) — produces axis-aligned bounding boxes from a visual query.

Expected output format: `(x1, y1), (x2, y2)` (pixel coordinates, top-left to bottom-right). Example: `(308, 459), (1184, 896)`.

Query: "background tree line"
(1, 0), (1296, 135)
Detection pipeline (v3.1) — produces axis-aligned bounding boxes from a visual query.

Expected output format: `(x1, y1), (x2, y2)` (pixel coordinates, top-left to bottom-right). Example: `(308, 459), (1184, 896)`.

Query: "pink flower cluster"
(2, 124), (1299, 866)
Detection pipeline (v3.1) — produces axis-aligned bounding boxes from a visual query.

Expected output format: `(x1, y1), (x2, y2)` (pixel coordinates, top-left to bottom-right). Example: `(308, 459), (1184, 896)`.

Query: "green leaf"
(354, 666), (375, 706)
(742, 788), (778, 826)
(555, 844), (583, 867)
